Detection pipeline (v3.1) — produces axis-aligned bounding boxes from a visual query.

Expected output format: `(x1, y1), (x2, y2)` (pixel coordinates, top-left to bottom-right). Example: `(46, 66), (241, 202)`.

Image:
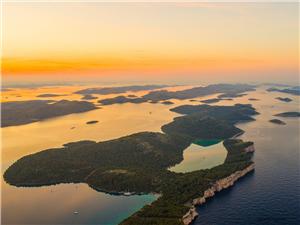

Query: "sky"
(2, 2), (299, 85)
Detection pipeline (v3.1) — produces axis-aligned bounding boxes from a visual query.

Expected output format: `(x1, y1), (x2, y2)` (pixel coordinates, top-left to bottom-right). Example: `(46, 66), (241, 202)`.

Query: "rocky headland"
(183, 159), (255, 225)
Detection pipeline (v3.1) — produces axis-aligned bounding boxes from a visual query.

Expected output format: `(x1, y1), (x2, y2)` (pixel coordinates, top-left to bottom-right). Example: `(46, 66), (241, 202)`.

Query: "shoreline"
(182, 163), (255, 225)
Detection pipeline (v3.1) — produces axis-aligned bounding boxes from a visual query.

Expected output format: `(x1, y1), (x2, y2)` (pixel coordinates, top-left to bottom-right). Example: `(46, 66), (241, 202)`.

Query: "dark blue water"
(193, 91), (300, 225)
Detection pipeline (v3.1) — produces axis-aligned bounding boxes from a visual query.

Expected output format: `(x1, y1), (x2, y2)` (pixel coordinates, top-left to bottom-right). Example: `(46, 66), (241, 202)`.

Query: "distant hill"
(98, 84), (255, 106)
(75, 85), (169, 95)
(267, 87), (300, 96)
(1, 100), (97, 127)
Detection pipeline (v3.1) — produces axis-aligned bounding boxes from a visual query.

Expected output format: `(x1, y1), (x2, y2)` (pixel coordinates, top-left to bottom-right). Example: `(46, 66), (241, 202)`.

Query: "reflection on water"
(169, 142), (227, 173)
(2, 181), (157, 225)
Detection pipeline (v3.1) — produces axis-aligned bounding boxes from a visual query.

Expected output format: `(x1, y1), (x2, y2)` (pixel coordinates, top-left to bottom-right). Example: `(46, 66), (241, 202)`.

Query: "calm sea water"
(169, 142), (226, 173)
(193, 88), (300, 225)
(1, 86), (299, 225)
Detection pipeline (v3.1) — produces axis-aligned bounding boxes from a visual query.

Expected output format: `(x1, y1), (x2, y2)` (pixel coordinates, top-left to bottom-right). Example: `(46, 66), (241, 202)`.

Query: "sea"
(1, 85), (299, 225)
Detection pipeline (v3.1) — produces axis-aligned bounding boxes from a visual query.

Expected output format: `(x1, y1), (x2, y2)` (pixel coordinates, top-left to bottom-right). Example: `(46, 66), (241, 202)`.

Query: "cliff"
(183, 163), (255, 225)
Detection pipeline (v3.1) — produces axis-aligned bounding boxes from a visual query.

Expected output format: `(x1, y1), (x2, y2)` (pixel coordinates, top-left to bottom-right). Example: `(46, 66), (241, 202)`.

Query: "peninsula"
(1, 100), (97, 127)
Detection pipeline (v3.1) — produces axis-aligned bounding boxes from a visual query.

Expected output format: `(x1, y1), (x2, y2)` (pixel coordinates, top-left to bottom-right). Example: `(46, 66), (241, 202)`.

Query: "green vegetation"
(170, 103), (258, 124)
(4, 103), (257, 225)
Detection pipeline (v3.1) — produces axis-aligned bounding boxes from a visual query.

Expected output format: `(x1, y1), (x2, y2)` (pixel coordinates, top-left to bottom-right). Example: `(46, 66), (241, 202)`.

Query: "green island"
(4, 104), (258, 225)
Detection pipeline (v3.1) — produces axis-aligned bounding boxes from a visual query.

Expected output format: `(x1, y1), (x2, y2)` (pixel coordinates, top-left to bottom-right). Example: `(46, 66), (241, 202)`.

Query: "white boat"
(73, 211), (79, 215)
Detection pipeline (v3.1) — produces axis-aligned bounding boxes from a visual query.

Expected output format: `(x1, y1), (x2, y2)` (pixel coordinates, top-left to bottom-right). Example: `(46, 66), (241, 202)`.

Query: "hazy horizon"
(2, 2), (299, 85)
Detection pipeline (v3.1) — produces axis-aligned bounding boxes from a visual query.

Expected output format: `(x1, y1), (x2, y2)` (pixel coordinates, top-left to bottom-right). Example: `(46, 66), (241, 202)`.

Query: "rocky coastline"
(182, 162), (255, 225)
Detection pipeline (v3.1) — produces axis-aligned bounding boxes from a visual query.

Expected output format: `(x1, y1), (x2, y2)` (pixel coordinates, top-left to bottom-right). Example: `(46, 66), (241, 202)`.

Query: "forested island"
(1, 100), (97, 127)
(4, 103), (258, 225)
(98, 84), (255, 106)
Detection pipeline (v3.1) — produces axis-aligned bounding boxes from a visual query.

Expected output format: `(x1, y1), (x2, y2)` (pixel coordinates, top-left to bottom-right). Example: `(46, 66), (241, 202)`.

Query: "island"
(161, 100), (174, 105)
(200, 98), (220, 103)
(75, 85), (168, 95)
(86, 120), (99, 124)
(1, 100), (97, 127)
(217, 93), (247, 98)
(267, 87), (300, 96)
(127, 94), (138, 98)
(99, 96), (145, 105)
(4, 103), (258, 225)
(248, 98), (259, 101)
(275, 97), (292, 102)
(269, 119), (286, 125)
(81, 94), (98, 100)
(97, 84), (255, 106)
(274, 112), (300, 117)
(36, 94), (66, 98)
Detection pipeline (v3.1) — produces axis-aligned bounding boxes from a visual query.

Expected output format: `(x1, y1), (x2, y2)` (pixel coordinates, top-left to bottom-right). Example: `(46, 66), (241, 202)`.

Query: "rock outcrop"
(182, 163), (255, 225)
(182, 207), (198, 225)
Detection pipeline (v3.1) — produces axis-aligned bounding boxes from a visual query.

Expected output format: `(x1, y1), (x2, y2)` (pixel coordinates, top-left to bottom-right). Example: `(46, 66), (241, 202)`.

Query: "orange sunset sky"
(1, 2), (299, 84)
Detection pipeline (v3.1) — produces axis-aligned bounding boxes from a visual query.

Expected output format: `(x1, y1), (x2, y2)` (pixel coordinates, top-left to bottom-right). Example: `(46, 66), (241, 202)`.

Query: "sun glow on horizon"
(2, 2), (299, 83)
